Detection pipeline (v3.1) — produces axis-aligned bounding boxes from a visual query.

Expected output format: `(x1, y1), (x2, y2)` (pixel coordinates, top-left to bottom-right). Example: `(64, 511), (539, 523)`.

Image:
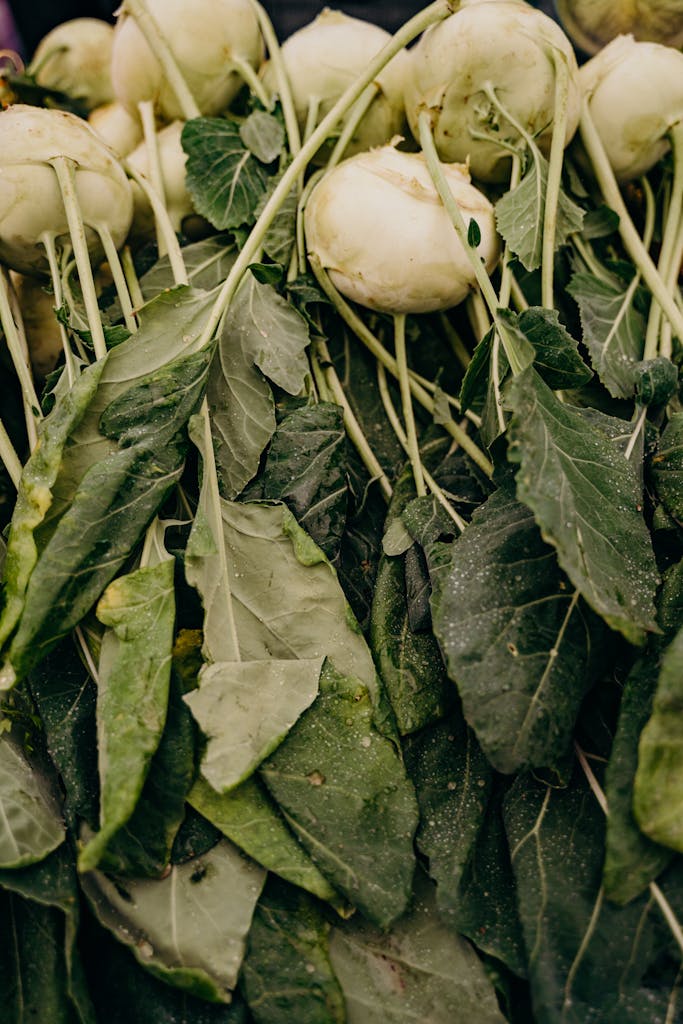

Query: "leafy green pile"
(0, 5), (682, 1024)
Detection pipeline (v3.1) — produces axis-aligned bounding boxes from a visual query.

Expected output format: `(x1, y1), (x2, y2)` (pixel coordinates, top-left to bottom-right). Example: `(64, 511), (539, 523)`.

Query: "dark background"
(9, 0), (560, 59)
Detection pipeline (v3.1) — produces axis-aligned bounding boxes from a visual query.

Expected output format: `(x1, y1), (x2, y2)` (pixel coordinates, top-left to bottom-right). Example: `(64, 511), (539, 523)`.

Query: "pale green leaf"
(0, 735), (64, 869)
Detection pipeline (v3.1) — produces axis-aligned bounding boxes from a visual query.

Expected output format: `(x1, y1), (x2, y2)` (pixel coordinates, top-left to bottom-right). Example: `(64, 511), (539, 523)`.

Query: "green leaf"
(208, 303), (276, 500)
(239, 110), (285, 164)
(432, 486), (604, 773)
(506, 366), (659, 643)
(185, 658), (322, 792)
(0, 734), (64, 869)
(467, 218), (482, 247)
(633, 626), (683, 851)
(504, 769), (683, 1022)
(182, 118), (269, 230)
(188, 774), (340, 905)
(404, 711), (492, 914)
(371, 468), (451, 736)
(567, 271), (646, 399)
(81, 839), (266, 1003)
(0, 845), (95, 1024)
(241, 878), (345, 1024)
(604, 656), (673, 903)
(257, 175), (297, 267)
(328, 877), (507, 1023)
(261, 662), (418, 929)
(652, 412), (683, 522)
(227, 274), (310, 395)
(458, 326), (513, 447)
(258, 403), (348, 561)
(78, 556), (176, 872)
(497, 307), (592, 391)
(138, 236), (238, 299)
(495, 154), (584, 271)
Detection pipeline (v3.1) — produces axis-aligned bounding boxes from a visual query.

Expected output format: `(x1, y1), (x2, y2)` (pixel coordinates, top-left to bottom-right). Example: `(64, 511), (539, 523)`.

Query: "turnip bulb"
(111, 0), (264, 122)
(580, 35), (683, 181)
(126, 121), (194, 238)
(28, 18), (115, 112)
(304, 146), (499, 315)
(0, 105), (134, 276)
(261, 9), (409, 161)
(89, 102), (143, 158)
(403, 0), (581, 182)
(555, 0), (683, 55)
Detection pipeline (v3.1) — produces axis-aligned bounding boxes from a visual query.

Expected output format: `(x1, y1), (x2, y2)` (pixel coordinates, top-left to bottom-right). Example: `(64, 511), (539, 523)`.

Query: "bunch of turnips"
(0, 2), (682, 1022)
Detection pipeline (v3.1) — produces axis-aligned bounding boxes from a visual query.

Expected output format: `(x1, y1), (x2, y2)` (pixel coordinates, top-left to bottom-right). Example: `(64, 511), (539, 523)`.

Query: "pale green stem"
(0, 269), (41, 448)
(95, 224), (137, 332)
(571, 233), (611, 282)
(498, 152), (523, 308)
(248, 0), (301, 156)
(482, 80), (541, 175)
(121, 246), (145, 310)
(491, 333), (506, 435)
(510, 274), (530, 312)
(308, 254), (492, 474)
(439, 312), (471, 370)
(316, 337), (393, 501)
(309, 343), (333, 403)
(660, 209), (683, 360)
(645, 124), (683, 359)
(377, 363), (466, 533)
(394, 313), (426, 497)
(40, 231), (77, 386)
(326, 83), (380, 169)
(0, 416), (22, 488)
(228, 53), (272, 110)
(302, 95), (320, 147)
(579, 98), (683, 347)
(124, 162), (188, 286)
(296, 168), (324, 275)
(195, 0), (455, 351)
(420, 111), (532, 377)
(624, 403), (648, 464)
(122, 0), (201, 120)
(541, 49), (570, 311)
(575, 740), (683, 960)
(138, 99), (167, 256)
(50, 156), (107, 360)
(466, 290), (491, 343)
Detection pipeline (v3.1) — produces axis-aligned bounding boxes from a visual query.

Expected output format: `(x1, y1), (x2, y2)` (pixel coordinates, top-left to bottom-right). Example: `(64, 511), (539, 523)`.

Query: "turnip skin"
(261, 9), (409, 161)
(305, 146), (499, 315)
(403, 0), (581, 182)
(111, 0), (264, 122)
(556, 0), (683, 55)
(29, 18), (115, 112)
(126, 121), (194, 239)
(580, 35), (683, 181)
(89, 102), (143, 158)
(0, 105), (133, 277)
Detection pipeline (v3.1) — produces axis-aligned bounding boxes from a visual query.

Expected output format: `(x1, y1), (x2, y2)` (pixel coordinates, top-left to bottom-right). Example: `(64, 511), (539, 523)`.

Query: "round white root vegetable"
(261, 9), (409, 161)
(580, 35), (683, 181)
(29, 18), (115, 111)
(0, 104), (134, 276)
(304, 146), (499, 315)
(89, 102), (143, 158)
(556, 0), (683, 55)
(126, 120), (194, 238)
(403, 0), (581, 181)
(111, 0), (264, 122)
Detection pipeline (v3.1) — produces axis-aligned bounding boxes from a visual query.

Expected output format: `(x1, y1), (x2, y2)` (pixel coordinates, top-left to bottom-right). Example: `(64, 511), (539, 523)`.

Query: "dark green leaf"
(259, 403), (348, 560)
(328, 876), (507, 1023)
(495, 155), (584, 271)
(506, 366), (659, 643)
(81, 839), (266, 1003)
(261, 662), (418, 928)
(567, 271), (646, 399)
(604, 657), (673, 904)
(255, 174), (297, 268)
(432, 486), (604, 774)
(241, 878), (345, 1024)
(0, 733), (64, 868)
(468, 218), (482, 247)
(188, 774), (340, 905)
(182, 118), (269, 230)
(497, 307), (592, 391)
(404, 711), (492, 915)
(504, 769), (683, 1023)
(634, 358), (678, 407)
(652, 412), (683, 522)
